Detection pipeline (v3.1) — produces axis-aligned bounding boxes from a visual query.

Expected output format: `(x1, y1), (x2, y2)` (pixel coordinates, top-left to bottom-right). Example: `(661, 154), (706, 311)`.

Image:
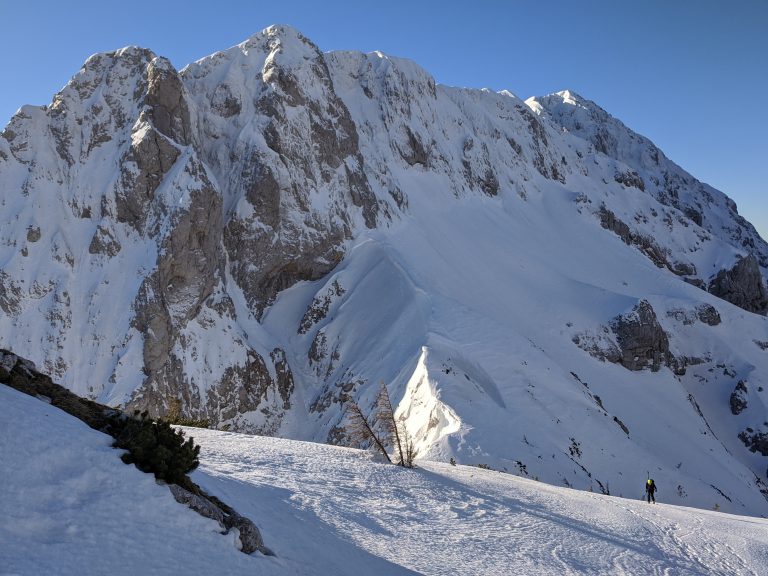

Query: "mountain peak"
(260, 23), (309, 41)
(238, 24), (322, 62)
(82, 46), (157, 73)
(66, 46), (160, 109)
(526, 89), (602, 117)
(183, 23), (324, 86)
(555, 89), (586, 104)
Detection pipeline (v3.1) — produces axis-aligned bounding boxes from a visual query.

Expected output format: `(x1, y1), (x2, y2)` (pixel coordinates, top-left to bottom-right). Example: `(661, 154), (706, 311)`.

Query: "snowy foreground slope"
(2, 24), (768, 517)
(3, 386), (768, 576)
(0, 386), (259, 575)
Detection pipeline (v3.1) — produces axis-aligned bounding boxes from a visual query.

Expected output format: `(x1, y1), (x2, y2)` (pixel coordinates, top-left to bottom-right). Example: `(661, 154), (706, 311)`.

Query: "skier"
(645, 478), (657, 504)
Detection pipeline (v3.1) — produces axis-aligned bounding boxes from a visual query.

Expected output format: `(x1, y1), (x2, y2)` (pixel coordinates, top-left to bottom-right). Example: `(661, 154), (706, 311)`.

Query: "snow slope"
(263, 170), (768, 517)
(3, 385), (767, 576)
(0, 385), (261, 575)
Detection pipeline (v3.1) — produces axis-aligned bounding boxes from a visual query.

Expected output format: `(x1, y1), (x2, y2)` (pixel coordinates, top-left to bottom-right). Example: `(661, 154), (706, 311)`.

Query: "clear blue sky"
(1, 0), (765, 240)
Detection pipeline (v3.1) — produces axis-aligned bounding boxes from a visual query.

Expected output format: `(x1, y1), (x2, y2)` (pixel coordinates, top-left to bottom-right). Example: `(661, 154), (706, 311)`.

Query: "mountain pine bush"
(109, 410), (200, 484)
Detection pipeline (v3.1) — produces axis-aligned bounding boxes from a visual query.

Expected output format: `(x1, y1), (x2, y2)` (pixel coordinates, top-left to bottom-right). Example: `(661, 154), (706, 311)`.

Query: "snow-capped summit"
(1, 25), (768, 516)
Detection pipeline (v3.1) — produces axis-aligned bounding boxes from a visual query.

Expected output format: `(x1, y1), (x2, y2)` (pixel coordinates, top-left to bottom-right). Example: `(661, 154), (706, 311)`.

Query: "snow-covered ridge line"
(1, 23), (768, 517)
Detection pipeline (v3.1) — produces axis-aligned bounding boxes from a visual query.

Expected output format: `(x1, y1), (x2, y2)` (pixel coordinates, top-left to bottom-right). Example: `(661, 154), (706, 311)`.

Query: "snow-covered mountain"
(1, 25), (767, 516)
(4, 384), (768, 575)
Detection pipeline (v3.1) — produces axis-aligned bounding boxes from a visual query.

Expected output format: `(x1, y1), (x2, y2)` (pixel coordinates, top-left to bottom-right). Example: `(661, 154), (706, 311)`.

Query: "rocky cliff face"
(0, 32), (335, 432)
(183, 28), (380, 317)
(2, 25), (768, 515)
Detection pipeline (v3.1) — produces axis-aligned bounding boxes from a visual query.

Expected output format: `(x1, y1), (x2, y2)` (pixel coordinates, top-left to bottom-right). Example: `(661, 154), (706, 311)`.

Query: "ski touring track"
(187, 428), (768, 576)
(612, 497), (760, 576)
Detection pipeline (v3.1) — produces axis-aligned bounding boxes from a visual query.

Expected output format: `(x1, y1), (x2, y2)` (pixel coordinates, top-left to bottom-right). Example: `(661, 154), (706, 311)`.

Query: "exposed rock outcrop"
(299, 279), (345, 334)
(0, 349), (113, 429)
(169, 484), (269, 555)
(708, 255), (768, 315)
(571, 329), (622, 365)
(169, 483), (226, 524)
(739, 429), (768, 457)
(730, 381), (748, 415)
(201, 348), (294, 434)
(114, 123), (181, 230)
(145, 58), (192, 145)
(88, 224), (122, 257)
(614, 169), (645, 191)
(0, 271), (23, 316)
(696, 303), (721, 326)
(666, 303), (721, 327)
(610, 300), (675, 372)
(598, 206), (694, 276)
(530, 90), (768, 271)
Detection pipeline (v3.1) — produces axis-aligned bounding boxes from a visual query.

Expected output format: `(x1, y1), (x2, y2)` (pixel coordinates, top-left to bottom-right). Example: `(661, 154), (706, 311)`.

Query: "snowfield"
(3, 385), (767, 576)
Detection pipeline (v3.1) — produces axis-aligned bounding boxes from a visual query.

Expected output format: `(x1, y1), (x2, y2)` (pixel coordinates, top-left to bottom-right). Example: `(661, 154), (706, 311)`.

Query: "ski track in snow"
(188, 427), (768, 576)
(2, 383), (767, 576)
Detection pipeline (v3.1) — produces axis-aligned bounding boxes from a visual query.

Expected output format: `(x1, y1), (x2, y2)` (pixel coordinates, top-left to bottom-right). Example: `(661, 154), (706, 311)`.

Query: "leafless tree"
(343, 395), (392, 463)
(343, 384), (418, 468)
(401, 427), (418, 468)
(374, 382), (405, 466)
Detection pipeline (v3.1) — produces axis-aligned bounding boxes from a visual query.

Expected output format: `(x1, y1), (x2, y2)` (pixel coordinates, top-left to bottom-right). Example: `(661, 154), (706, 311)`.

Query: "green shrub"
(109, 410), (200, 484)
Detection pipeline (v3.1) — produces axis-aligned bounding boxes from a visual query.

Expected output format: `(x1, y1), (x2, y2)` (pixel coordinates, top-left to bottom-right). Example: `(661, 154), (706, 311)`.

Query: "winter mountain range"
(1, 25), (767, 516)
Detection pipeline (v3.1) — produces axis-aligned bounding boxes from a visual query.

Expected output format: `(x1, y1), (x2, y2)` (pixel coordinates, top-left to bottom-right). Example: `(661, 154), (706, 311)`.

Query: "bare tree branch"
(374, 382), (405, 466)
(402, 428), (418, 468)
(343, 396), (392, 463)
(343, 386), (418, 468)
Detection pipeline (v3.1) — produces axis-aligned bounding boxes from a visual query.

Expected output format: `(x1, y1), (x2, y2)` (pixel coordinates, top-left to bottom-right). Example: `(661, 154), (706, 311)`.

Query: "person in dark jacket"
(646, 478), (657, 503)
